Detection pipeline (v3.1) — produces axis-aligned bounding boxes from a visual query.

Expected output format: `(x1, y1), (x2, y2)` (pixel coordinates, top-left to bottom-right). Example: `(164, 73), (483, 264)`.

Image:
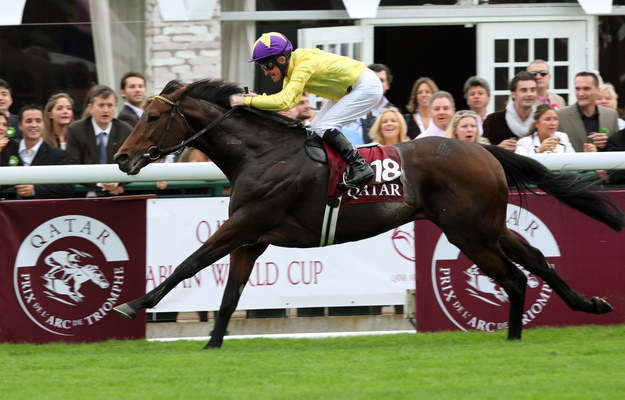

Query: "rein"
(143, 95), (236, 160)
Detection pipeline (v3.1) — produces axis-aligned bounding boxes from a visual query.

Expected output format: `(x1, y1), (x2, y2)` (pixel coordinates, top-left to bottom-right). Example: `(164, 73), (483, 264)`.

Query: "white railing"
(1, 152), (625, 185)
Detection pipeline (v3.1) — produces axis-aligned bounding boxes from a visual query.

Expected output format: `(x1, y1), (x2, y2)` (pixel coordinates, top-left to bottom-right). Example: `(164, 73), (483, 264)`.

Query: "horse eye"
(147, 115), (159, 123)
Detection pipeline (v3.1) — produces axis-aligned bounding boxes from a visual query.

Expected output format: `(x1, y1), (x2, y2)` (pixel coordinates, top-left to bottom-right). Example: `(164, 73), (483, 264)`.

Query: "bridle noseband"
(143, 95), (236, 160)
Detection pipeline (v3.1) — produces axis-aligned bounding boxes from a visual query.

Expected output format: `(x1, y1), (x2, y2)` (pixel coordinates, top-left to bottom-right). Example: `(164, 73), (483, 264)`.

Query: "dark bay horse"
(113, 79), (624, 348)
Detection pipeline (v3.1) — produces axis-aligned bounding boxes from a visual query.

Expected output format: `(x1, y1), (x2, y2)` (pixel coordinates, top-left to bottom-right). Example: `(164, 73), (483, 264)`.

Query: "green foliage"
(2, 325), (624, 399)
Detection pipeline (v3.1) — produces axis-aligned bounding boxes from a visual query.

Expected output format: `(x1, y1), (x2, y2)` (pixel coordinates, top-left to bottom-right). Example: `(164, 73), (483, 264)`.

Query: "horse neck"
(191, 115), (301, 181)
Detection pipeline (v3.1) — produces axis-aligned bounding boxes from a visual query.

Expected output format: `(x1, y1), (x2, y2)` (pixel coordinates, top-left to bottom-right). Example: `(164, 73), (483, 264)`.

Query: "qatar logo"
(432, 205), (558, 332)
(391, 225), (415, 262)
(13, 215), (128, 336)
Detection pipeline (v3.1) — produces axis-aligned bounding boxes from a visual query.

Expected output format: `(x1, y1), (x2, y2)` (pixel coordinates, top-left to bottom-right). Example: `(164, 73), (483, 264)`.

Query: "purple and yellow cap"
(248, 32), (293, 62)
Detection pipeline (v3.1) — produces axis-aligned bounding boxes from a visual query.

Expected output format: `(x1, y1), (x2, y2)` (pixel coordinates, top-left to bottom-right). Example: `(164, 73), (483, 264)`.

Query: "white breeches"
(308, 67), (383, 137)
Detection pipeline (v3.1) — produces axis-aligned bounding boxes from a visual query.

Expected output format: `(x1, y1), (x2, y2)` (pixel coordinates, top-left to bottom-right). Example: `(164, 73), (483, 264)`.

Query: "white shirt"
(18, 138), (43, 166)
(416, 123), (446, 139)
(91, 118), (112, 148)
(514, 131), (575, 155)
(124, 102), (143, 118)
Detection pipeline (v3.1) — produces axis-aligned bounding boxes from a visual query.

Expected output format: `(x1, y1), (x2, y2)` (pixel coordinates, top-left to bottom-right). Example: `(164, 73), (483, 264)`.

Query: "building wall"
(144, 0), (221, 94)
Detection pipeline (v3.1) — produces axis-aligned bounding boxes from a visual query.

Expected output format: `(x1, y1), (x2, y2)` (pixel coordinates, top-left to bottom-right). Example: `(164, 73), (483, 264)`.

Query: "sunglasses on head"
(529, 70), (549, 77)
(456, 110), (477, 117)
(257, 58), (276, 71)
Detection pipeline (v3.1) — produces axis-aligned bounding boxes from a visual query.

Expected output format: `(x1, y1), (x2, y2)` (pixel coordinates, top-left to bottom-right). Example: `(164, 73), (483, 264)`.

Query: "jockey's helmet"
(248, 32), (293, 63)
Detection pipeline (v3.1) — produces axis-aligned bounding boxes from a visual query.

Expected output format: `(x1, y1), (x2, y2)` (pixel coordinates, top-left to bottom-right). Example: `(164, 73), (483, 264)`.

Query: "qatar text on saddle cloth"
(325, 143), (404, 205)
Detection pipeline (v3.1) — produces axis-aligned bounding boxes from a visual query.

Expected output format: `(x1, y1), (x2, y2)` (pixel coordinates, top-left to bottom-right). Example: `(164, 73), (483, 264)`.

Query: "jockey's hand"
(229, 93), (257, 108)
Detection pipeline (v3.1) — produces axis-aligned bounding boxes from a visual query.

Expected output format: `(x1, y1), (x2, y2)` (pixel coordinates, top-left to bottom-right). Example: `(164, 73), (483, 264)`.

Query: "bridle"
(143, 95), (236, 160)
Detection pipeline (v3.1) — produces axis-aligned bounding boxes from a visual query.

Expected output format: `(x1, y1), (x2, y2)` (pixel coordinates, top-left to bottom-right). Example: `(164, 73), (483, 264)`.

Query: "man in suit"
(66, 85), (133, 196)
(483, 71), (537, 151)
(117, 71), (146, 127)
(13, 105), (75, 199)
(557, 71), (619, 152)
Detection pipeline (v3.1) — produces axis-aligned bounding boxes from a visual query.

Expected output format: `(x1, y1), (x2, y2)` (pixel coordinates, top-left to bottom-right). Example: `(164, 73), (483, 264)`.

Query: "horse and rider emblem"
(464, 264), (540, 306)
(42, 249), (110, 305)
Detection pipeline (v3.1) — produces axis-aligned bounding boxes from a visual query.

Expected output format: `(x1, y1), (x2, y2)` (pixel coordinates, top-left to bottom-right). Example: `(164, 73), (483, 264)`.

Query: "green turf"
(2, 325), (624, 399)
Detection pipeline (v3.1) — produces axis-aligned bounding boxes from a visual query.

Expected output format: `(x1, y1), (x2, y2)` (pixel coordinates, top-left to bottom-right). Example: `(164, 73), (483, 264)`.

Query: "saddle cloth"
(323, 141), (405, 205)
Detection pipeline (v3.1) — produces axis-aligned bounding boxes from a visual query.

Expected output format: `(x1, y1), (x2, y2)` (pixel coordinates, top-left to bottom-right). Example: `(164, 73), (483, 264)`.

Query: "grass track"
(2, 325), (625, 399)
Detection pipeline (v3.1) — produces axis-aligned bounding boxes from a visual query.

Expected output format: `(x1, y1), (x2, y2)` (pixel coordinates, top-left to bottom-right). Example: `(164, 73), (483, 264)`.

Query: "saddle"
(305, 134), (379, 164)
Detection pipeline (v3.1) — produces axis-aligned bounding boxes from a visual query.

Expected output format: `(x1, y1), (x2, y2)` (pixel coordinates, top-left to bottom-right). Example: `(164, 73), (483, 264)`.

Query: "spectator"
(0, 79), (22, 140)
(462, 76), (491, 134)
(443, 110), (489, 144)
(118, 71), (147, 127)
(277, 107), (298, 120)
(65, 85), (133, 197)
(42, 93), (74, 150)
(13, 105), (75, 199)
(368, 107), (410, 145)
(404, 77), (439, 139)
(604, 127), (625, 184)
(556, 71), (619, 152)
(294, 91), (313, 126)
(0, 113), (19, 167)
(596, 83), (625, 130)
(515, 104), (577, 155)
(344, 63), (394, 143)
(527, 59), (566, 109)
(483, 71), (537, 151)
(416, 91), (456, 138)
(0, 112), (19, 198)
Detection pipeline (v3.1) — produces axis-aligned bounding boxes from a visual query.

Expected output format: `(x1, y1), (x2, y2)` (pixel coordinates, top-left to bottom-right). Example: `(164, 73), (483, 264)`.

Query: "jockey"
(229, 32), (382, 190)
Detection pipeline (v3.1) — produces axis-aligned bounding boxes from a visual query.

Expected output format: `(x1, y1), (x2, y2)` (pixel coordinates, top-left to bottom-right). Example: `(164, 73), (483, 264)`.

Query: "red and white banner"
(146, 198), (416, 312)
(0, 198), (146, 344)
(416, 190), (625, 333)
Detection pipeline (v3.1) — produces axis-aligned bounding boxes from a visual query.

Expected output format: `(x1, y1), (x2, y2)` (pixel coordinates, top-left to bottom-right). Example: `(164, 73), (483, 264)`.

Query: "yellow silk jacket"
(245, 48), (366, 110)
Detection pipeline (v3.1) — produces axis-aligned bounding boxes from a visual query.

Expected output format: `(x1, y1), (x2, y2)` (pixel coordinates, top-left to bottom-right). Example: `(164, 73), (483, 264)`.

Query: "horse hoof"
(114, 303), (138, 319)
(592, 297), (613, 314)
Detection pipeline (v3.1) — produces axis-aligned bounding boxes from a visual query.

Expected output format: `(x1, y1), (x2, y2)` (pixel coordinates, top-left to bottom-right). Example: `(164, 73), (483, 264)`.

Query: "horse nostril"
(114, 153), (128, 164)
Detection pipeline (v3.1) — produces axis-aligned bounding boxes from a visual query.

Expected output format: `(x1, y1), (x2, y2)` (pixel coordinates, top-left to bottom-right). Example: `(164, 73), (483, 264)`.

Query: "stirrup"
(338, 166), (373, 190)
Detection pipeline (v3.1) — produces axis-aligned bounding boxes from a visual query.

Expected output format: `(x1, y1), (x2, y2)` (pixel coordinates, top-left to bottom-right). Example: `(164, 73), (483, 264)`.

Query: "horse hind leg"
(500, 229), (612, 315)
(452, 239), (528, 340)
(205, 243), (268, 349)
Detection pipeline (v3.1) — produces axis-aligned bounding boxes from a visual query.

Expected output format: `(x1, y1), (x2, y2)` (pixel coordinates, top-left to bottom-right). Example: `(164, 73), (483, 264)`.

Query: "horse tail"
(483, 144), (625, 232)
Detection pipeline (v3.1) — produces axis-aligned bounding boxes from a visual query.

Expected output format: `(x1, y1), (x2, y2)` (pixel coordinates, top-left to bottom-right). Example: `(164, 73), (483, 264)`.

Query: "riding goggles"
(257, 58), (276, 71)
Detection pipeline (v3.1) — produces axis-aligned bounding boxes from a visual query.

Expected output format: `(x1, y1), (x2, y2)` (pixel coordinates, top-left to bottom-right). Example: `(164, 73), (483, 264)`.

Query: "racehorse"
(113, 79), (624, 349)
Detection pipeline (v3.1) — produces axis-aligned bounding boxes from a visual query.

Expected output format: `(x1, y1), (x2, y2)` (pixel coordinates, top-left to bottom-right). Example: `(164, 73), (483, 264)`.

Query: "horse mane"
(160, 79), (242, 110)
(160, 78), (304, 132)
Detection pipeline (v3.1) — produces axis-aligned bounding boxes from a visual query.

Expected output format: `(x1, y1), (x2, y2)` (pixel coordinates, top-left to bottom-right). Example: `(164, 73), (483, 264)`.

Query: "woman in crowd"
(596, 83), (625, 130)
(43, 93), (74, 150)
(515, 104), (580, 154)
(443, 110), (490, 144)
(368, 107), (410, 145)
(403, 77), (439, 139)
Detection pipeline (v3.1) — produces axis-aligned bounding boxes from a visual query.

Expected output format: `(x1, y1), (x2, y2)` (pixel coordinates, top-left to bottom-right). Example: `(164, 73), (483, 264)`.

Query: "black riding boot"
(323, 129), (374, 190)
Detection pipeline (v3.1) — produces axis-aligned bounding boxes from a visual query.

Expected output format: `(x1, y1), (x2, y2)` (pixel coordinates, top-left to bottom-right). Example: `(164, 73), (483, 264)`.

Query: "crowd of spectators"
(2, 59), (625, 201)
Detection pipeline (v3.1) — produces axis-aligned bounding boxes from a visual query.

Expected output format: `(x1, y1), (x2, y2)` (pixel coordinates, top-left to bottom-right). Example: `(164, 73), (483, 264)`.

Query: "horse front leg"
(205, 243), (268, 349)
(114, 218), (260, 319)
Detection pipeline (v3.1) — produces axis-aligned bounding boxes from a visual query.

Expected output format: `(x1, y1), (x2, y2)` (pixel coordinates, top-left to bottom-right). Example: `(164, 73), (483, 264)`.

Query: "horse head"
(114, 79), (242, 175)
(82, 264), (110, 289)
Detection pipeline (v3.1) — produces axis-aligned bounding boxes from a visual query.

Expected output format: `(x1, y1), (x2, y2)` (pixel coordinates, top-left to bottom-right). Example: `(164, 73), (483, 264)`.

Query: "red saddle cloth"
(325, 142), (404, 205)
